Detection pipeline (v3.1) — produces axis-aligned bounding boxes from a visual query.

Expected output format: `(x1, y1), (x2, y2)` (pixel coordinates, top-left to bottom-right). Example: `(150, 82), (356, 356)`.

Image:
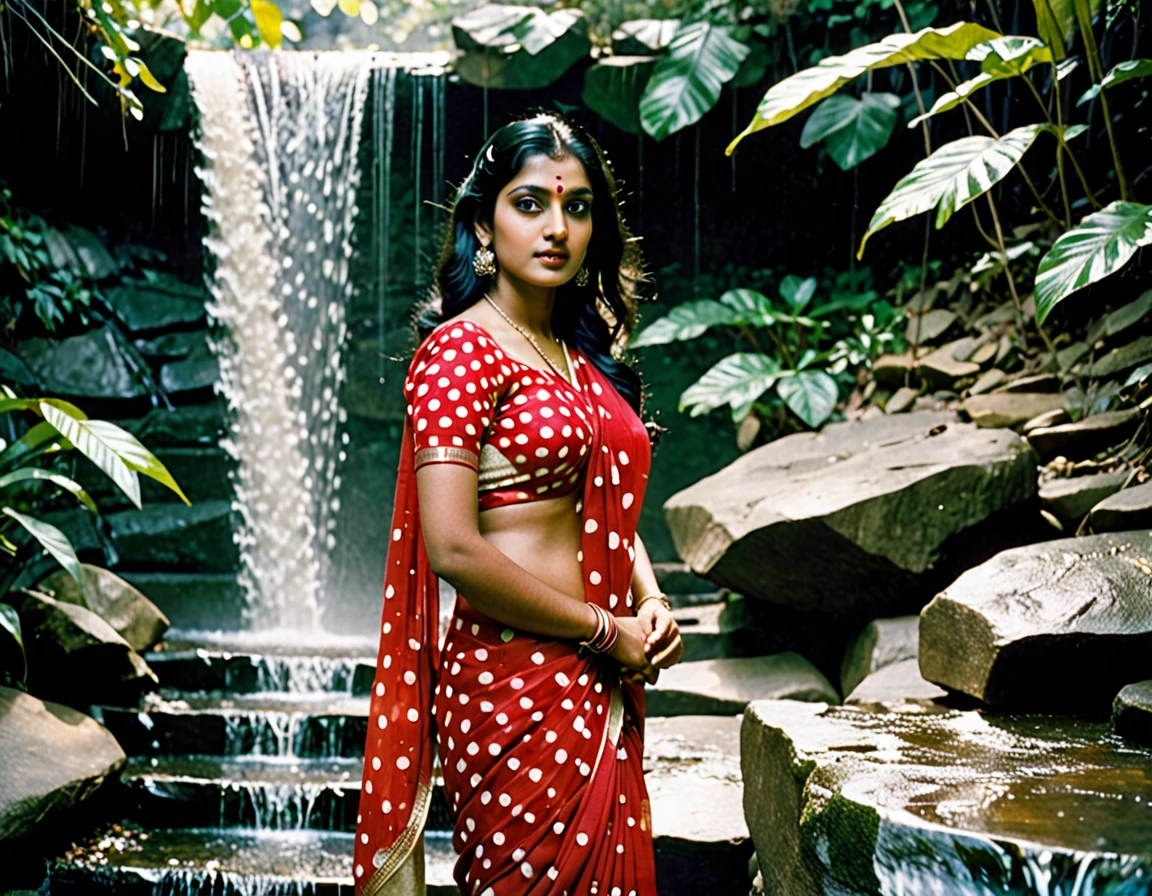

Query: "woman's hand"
(637, 599), (683, 670)
(607, 616), (659, 685)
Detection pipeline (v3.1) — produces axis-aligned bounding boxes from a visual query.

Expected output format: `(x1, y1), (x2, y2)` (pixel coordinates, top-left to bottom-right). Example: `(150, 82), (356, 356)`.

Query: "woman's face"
(475, 152), (594, 289)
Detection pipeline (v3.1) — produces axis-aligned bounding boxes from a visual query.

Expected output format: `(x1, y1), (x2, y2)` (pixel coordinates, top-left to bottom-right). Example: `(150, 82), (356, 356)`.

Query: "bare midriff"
(475, 492), (586, 606)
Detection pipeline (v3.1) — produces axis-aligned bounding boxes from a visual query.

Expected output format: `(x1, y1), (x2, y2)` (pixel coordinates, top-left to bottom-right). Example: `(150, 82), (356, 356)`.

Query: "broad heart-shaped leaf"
(630, 300), (738, 348)
(679, 353), (781, 417)
(718, 289), (775, 326)
(582, 57), (657, 135)
(2, 507), (82, 586)
(0, 468), (99, 513)
(639, 21), (750, 142)
(453, 7), (590, 90)
(859, 124), (1051, 259)
(1078, 59), (1152, 106)
(802, 93), (901, 170)
(0, 603), (26, 686)
(1035, 201), (1152, 325)
(776, 370), (839, 428)
(726, 21), (1000, 155)
(778, 276), (817, 312)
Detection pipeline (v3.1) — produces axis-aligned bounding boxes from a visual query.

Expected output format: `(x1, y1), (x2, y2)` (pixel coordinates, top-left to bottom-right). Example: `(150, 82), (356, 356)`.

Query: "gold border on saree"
(363, 778), (433, 896)
(414, 446), (478, 471)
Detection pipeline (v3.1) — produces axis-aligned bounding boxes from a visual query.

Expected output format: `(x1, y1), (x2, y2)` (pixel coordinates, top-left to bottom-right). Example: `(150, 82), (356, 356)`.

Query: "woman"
(354, 110), (683, 896)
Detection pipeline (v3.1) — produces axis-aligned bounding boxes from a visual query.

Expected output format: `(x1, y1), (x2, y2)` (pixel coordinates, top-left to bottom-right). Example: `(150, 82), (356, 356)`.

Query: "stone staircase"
(45, 590), (753, 895)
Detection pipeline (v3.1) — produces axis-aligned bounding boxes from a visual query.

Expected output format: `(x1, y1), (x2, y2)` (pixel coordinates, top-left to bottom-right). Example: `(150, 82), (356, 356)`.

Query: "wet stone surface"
(1114, 681), (1152, 750)
(742, 699), (1152, 896)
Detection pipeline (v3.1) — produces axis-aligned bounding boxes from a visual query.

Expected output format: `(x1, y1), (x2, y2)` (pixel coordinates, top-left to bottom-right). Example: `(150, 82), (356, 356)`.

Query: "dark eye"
(514, 198), (591, 215)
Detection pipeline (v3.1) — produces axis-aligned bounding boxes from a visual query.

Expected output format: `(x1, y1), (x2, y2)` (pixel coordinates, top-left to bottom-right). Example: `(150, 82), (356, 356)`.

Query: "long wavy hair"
(410, 109), (664, 448)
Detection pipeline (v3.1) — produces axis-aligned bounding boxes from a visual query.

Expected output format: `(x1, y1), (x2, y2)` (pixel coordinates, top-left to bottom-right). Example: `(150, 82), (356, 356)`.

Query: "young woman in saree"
(354, 110), (683, 896)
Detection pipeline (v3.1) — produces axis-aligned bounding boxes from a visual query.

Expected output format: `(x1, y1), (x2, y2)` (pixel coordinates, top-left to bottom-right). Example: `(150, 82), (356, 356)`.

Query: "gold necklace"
(482, 293), (571, 385)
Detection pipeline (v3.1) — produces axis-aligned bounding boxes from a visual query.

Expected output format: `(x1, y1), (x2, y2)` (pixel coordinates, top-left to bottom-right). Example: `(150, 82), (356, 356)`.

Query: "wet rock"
(967, 368), (1006, 396)
(669, 601), (765, 662)
(844, 659), (946, 704)
(0, 347), (39, 391)
(961, 392), (1067, 428)
(33, 563), (169, 653)
(0, 687), (125, 839)
(920, 531), (1152, 710)
(105, 500), (239, 572)
(884, 387), (917, 414)
(14, 589), (157, 705)
(645, 654), (837, 716)
(742, 699), (1152, 896)
(1027, 408), (1141, 461)
(159, 342), (219, 394)
(991, 373), (1060, 393)
(665, 412), (1037, 615)
(967, 340), (997, 366)
(1086, 335), (1152, 378)
(134, 329), (209, 360)
(1039, 470), (1129, 520)
(918, 342), (981, 390)
(103, 277), (207, 334)
(1022, 407), (1069, 432)
(17, 327), (147, 399)
(839, 616), (919, 696)
(117, 572), (246, 632)
(904, 309), (957, 344)
(1113, 681), (1152, 748)
(111, 402), (227, 449)
(1089, 482), (1152, 533)
(873, 353), (916, 389)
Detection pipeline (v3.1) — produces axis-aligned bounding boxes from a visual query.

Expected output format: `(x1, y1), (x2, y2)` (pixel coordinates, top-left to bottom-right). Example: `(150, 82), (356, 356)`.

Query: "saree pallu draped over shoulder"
(354, 337), (658, 896)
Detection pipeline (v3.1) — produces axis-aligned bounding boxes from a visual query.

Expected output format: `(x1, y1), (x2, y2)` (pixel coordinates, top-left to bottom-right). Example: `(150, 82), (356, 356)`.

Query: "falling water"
(186, 50), (370, 635)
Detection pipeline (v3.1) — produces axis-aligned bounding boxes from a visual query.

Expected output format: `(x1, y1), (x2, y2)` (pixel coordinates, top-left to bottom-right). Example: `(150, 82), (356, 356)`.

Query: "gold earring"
(473, 244), (496, 277)
(575, 265), (589, 288)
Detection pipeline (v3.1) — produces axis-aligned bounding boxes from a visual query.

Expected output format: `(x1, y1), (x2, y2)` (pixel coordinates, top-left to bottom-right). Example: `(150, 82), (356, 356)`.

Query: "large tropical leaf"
(679, 353), (782, 417)
(630, 300), (738, 348)
(582, 57), (658, 135)
(776, 370), (839, 428)
(718, 289), (776, 327)
(0, 421), (69, 474)
(39, 399), (191, 508)
(0, 604), (25, 686)
(2, 507), (83, 586)
(1077, 58), (1152, 106)
(639, 21), (750, 142)
(453, 6), (590, 90)
(779, 276), (818, 313)
(1031, 0), (1100, 60)
(0, 468), (99, 513)
(726, 21), (1000, 155)
(859, 124), (1051, 258)
(611, 19), (678, 56)
(802, 93), (901, 170)
(1035, 201), (1152, 324)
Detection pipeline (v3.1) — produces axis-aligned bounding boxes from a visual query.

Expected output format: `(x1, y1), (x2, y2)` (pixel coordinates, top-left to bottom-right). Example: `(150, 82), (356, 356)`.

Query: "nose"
(545, 202), (568, 242)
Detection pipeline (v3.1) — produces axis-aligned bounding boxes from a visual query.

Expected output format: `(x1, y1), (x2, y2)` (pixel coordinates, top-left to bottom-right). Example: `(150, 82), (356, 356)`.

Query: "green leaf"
(582, 57), (657, 135)
(859, 124), (1051, 258)
(727, 21), (1001, 154)
(1034, 201), (1152, 325)
(1124, 362), (1152, 388)
(1031, 0), (1099, 60)
(639, 21), (750, 142)
(0, 421), (69, 474)
(779, 276), (818, 312)
(679, 353), (781, 417)
(802, 93), (901, 169)
(452, 7), (590, 90)
(1077, 58), (1152, 106)
(0, 467), (99, 513)
(0, 603), (25, 686)
(630, 300), (738, 348)
(611, 19), (678, 55)
(250, 0), (283, 49)
(776, 370), (839, 427)
(718, 289), (775, 326)
(2, 507), (83, 586)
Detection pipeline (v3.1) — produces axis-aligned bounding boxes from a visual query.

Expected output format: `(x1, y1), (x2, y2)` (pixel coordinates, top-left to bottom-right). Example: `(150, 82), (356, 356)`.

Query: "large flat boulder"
(645, 654), (837, 716)
(664, 412), (1037, 614)
(844, 659), (946, 705)
(0, 687), (125, 839)
(961, 392), (1067, 429)
(742, 699), (1152, 896)
(34, 564), (169, 653)
(920, 531), (1152, 710)
(839, 616), (919, 696)
(1039, 470), (1128, 521)
(1089, 481), (1152, 532)
(1027, 408), (1141, 461)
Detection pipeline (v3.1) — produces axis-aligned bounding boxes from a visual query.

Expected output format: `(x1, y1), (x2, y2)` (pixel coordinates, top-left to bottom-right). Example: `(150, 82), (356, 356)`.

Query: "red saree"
(354, 322), (657, 896)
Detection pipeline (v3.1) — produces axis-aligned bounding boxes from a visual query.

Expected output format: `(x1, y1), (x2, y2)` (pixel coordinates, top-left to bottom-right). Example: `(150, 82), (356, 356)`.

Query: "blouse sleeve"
(405, 321), (510, 472)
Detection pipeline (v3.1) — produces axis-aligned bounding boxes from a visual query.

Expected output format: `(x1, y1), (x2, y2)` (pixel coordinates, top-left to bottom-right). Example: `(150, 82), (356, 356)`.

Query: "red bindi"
(556, 185), (564, 193)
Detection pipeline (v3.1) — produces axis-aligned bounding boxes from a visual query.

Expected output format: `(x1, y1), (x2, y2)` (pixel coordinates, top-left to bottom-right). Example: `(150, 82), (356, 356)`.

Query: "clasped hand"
(608, 601), (683, 686)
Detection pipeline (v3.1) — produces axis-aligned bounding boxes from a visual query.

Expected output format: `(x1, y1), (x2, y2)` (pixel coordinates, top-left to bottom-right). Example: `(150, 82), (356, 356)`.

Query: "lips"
(536, 252), (568, 259)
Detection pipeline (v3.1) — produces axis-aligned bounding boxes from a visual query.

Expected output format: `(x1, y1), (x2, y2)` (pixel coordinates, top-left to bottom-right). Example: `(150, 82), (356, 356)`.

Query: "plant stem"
(1023, 73), (1073, 227)
(1073, 0), (1131, 200)
(893, 0), (933, 155)
(984, 192), (1028, 344)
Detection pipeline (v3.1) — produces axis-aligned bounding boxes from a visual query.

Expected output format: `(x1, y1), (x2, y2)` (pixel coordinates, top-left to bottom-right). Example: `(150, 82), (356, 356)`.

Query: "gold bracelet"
(633, 592), (671, 612)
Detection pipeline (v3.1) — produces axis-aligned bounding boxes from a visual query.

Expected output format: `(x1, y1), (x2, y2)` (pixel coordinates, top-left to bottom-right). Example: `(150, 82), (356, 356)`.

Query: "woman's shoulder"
(406, 317), (512, 387)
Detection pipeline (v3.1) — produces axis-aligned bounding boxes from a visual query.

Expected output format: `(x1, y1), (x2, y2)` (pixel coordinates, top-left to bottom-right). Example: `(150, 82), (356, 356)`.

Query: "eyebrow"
(508, 185), (594, 199)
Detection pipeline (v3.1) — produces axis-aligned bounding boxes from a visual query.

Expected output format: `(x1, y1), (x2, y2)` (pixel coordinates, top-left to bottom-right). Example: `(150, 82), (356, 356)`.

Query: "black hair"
(412, 108), (664, 449)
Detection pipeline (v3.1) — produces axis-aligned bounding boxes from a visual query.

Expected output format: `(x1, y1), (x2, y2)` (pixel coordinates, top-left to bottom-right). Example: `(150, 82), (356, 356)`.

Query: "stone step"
(145, 633), (379, 696)
(116, 573), (247, 632)
(46, 826), (459, 895)
(97, 692), (371, 759)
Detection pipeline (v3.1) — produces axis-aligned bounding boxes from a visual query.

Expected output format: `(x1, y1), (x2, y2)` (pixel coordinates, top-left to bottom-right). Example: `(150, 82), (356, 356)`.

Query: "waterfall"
(186, 50), (370, 636)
